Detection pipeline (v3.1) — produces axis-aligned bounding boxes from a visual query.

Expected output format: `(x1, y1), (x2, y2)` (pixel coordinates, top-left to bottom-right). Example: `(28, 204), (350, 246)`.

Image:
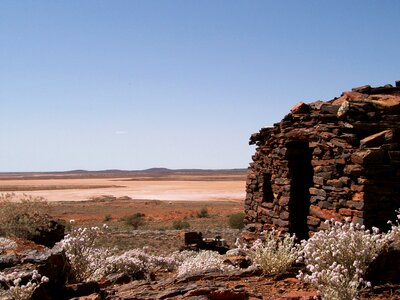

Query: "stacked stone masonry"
(244, 81), (400, 241)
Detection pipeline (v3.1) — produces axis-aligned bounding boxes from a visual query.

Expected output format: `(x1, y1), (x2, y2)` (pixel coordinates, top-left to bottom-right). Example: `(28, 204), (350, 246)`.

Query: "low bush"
(103, 214), (112, 222)
(0, 193), (50, 239)
(197, 207), (209, 218)
(387, 209), (400, 246)
(176, 250), (235, 277)
(0, 270), (49, 300)
(0, 237), (17, 254)
(228, 212), (245, 229)
(172, 220), (190, 230)
(121, 213), (145, 229)
(247, 229), (301, 275)
(60, 223), (178, 282)
(59, 223), (112, 282)
(297, 218), (388, 300)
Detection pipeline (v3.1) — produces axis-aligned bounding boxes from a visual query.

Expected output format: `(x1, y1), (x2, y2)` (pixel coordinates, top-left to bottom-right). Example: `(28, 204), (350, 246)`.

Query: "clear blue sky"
(1, 1), (399, 172)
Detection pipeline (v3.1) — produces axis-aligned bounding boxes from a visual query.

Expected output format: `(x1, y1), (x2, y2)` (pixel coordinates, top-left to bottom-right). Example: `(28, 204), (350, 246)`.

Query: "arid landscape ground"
(1, 169), (399, 299)
(0, 169), (246, 252)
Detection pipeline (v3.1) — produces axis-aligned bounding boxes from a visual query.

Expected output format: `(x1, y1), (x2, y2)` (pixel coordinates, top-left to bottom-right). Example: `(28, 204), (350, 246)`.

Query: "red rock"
(338, 208), (353, 216)
(290, 101), (310, 114)
(360, 129), (393, 148)
(352, 192), (365, 201)
(310, 205), (340, 221)
(351, 149), (385, 164)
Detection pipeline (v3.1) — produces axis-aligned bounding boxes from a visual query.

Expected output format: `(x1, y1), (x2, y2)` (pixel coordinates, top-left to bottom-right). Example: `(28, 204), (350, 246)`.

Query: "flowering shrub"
(176, 250), (235, 277)
(247, 229), (301, 275)
(60, 223), (178, 282)
(298, 218), (388, 300)
(59, 223), (113, 282)
(93, 249), (176, 279)
(0, 237), (17, 253)
(386, 209), (400, 247)
(0, 270), (49, 300)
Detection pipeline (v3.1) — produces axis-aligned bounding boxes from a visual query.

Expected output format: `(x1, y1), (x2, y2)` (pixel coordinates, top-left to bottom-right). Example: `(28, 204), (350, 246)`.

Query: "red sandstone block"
(310, 205), (340, 221)
(352, 192), (365, 201)
(280, 211), (289, 220)
(350, 184), (364, 192)
(279, 196), (290, 206)
(339, 208), (354, 216)
(307, 216), (321, 226)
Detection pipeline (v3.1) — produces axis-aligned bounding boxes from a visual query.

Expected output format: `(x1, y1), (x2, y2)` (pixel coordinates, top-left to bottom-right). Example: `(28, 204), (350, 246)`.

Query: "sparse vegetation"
(197, 207), (209, 218)
(121, 213), (145, 229)
(172, 220), (190, 230)
(103, 214), (112, 222)
(228, 212), (245, 229)
(0, 193), (50, 239)
(0, 270), (49, 300)
(245, 229), (301, 275)
(298, 218), (388, 300)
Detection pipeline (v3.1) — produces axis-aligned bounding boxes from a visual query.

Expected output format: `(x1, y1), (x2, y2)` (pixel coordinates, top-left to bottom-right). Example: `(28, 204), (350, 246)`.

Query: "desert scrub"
(197, 207), (209, 218)
(0, 237), (17, 254)
(172, 220), (190, 230)
(59, 222), (113, 282)
(60, 223), (177, 282)
(298, 218), (388, 300)
(0, 270), (49, 300)
(176, 250), (235, 277)
(96, 249), (176, 279)
(247, 229), (301, 275)
(386, 209), (400, 247)
(121, 213), (145, 229)
(228, 212), (245, 229)
(0, 193), (50, 239)
(103, 214), (112, 222)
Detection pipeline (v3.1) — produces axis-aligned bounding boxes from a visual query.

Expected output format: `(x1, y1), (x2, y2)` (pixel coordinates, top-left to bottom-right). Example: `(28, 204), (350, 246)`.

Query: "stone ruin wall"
(243, 82), (400, 241)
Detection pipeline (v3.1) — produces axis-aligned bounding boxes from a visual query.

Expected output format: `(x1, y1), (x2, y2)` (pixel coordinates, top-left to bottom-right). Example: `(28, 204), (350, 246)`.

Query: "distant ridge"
(0, 168), (247, 180)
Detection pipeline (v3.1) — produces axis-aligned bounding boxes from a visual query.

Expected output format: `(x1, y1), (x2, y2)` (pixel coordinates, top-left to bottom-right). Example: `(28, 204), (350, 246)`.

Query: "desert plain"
(0, 169), (247, 252)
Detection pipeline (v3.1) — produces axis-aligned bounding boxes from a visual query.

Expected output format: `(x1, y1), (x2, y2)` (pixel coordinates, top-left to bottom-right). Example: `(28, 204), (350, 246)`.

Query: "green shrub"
(0, 193), (50, 239)
(228, 212), (245, 229)
(197, 207), (209, 218)
(121, 213), (145, 229)
(172, 220), (190, 230)
(103, 214), (112, 222)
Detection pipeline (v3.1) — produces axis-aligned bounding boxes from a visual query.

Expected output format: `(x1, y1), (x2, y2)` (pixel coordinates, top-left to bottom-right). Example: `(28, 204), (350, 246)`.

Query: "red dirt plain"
(0, 169), (246, 223)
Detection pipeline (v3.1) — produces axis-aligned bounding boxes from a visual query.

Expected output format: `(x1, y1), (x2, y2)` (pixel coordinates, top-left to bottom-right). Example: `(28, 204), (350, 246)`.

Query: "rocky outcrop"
(365, 244), (400, 285)
(32, 217), (65, 248)
(0, 244), (70, 300)
(245, 82), (400, 239)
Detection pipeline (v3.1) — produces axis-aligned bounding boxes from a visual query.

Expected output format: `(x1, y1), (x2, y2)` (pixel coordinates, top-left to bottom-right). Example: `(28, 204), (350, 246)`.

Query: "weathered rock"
(223, 255), (251, 269)
(290, 102), (310, 114)
(0, 241), (70, 300)
(365, 245), (400, 285)
(360, 130), (394, 148)
(32, 217), (65, 247)
(64, 282), (100, 299)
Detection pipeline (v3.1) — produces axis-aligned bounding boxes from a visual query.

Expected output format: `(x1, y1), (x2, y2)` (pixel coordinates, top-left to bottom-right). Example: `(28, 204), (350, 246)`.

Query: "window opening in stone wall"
(286, 141), (314, 240)
(263, 173), (273, 202)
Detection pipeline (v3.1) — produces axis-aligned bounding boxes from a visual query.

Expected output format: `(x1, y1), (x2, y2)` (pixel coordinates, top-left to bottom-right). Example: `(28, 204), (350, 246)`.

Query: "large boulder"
(365, 244), (400, 285)
(0, 241), (70, 300)
(32, 217), (65, 248)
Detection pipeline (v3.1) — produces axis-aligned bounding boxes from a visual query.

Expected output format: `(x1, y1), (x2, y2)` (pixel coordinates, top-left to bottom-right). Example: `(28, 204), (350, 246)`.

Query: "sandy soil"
(1, 178), (246, 202)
